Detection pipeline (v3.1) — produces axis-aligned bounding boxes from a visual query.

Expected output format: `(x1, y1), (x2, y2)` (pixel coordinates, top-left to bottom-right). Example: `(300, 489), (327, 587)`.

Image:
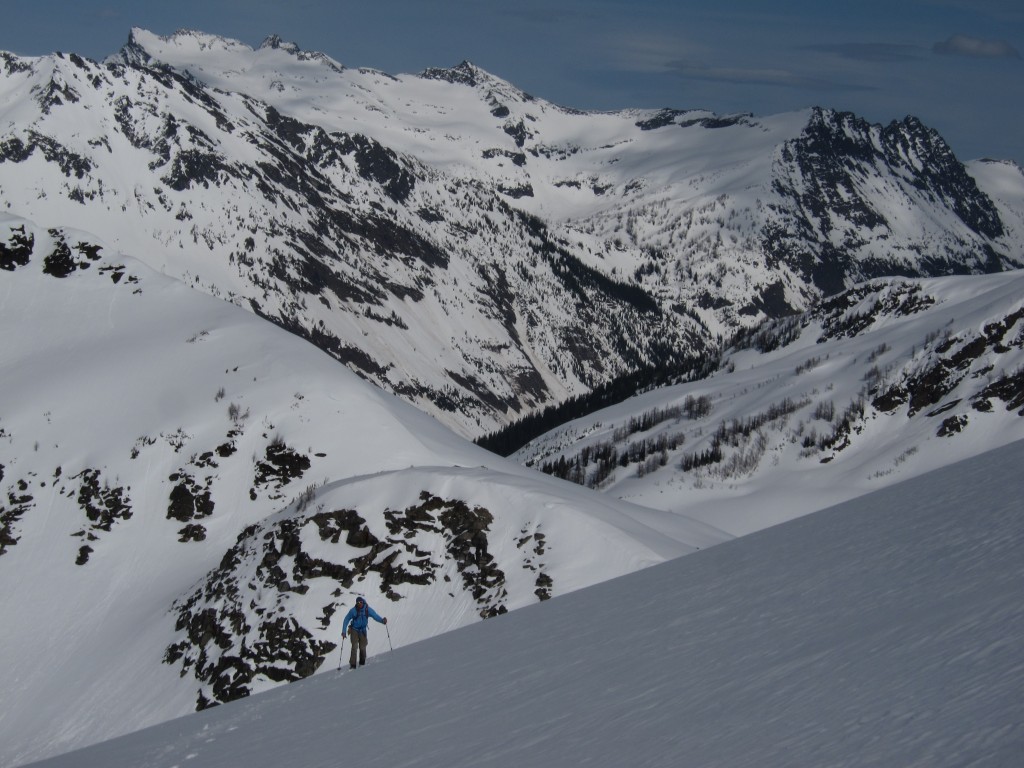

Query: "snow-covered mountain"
(2, 26), (1024, 768)
(515, 270), (1024, 535)
(2, 28), (1022, 436)
(24, 439), (1024, 768)
(0, 213), (726, 767)
(3, 216), (1022, 766)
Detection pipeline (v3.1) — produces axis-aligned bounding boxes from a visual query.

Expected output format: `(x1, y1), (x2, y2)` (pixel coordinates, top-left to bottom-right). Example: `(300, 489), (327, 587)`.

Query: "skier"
(341, 596), (387, 669)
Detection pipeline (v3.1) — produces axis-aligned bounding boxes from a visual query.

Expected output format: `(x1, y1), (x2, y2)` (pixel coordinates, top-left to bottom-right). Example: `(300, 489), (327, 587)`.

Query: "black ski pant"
(348, 628), (368, 667)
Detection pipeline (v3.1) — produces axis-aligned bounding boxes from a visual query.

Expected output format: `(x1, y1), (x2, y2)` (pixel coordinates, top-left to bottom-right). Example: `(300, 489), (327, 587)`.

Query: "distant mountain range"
(1, 28), (1023, 767)
(2, 28), (1022, 438)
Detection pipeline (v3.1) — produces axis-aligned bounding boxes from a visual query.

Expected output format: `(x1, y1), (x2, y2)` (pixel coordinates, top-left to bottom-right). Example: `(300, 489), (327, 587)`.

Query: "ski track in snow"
(22, 439), (1024, 768)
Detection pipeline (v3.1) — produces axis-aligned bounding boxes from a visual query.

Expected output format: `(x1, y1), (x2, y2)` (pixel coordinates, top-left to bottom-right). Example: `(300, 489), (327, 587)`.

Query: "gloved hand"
(383, 617), (388, 624)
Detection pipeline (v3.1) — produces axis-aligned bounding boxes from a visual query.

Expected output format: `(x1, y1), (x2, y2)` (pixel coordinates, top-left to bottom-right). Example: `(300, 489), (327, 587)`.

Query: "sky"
(0, 1), (1022, 159)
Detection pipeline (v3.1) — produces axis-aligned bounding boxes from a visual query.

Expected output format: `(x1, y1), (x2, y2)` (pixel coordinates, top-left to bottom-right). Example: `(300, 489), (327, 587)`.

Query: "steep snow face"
(766, 110), (1017, 295)
(1, 29), (1020, 436)
(968, 158), (1024, 246)
(516, 270), (1024, 535)
(2, 27), (1024, 767)
(25, 439), (1024, 768)
(0, 212), (726, 767)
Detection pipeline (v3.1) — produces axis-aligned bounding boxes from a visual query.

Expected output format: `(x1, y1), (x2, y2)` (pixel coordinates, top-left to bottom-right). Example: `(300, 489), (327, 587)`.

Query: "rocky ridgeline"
(796, 280), (1024, 433)
(533, 278), (1024, 491)
(872, 306), (1024, 429)
(2, 39), (1021, 437)
(728, 280), (1024, 456)
(767, 109), (1009, 297)
(164, 491), (552, 710)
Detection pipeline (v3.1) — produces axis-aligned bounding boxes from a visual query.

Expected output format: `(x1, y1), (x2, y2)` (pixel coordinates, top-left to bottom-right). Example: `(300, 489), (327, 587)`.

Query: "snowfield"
(516, 270), (1024, 536)
(0, 215), (724, 767)
(1, 26), (1023, 768)
(23, 439), (1024, 768)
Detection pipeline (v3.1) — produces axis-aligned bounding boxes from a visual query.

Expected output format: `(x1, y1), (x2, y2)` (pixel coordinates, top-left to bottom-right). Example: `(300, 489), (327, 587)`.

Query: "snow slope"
(516, 270), (1024, 535)
(3, 210), (1022, 765)
(2, 27), (1023, 767)
(24, 438), (1024, 768)
(0, 213), (725, 767)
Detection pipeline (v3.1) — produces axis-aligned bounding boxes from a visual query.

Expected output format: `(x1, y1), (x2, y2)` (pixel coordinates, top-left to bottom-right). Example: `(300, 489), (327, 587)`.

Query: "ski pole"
(337, 633), (345, 671)
(386, 622), (394, 651)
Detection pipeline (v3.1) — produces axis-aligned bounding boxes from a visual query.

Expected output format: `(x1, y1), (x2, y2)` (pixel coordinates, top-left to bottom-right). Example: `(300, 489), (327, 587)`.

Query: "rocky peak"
(420, 60), (483, 87)
(881, 116), (1003, 239)
(793, 108), (1002, 239)
(257, 35), (344, 71)
(259, 35), (296, 53)
(765, 107), (1012, 294)
(419, 60), (535, 104)
(114, 28), (152, 67)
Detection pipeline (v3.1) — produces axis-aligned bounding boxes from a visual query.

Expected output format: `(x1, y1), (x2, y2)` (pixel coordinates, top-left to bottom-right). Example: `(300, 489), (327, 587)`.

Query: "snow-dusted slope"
(3, 26), (1024, 768)
(516, 270), (1024, 535)
(1, 29), (1021, 436)
(0, 213), (726, 767)
(25, 439), (1024, 768)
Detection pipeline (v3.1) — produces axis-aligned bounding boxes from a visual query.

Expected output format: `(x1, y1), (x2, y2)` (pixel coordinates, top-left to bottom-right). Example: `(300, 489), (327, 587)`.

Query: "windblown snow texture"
(25, 440), (1024, 768)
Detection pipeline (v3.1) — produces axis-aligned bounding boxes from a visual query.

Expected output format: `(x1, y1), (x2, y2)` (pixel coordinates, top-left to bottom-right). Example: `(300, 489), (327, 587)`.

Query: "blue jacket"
(342, 600), (384, 636)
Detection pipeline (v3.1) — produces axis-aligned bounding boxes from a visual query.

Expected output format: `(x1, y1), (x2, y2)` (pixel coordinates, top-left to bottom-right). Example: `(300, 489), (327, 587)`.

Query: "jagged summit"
(256, 33), (345, 70)
(420, 59), (484, 86)
(418, 59), (525, 95)
(111, 27), (152, 66)
(259, 34), (299, 53)
(419, 58), (539, 107)
(116, 27), (345, 74)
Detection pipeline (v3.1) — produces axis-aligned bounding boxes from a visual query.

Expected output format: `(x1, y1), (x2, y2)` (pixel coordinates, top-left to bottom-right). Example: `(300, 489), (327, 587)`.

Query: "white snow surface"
(0, 214), (725, 767)
(1, 28), (1023, 767)
(23, 439), (1024, 768)
(516, 269), (1024, 536)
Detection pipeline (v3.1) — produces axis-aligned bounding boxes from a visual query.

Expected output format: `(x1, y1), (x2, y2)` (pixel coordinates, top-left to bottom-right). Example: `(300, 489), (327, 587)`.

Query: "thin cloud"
(933, 34), (1021, 58)
(665, 60), (874, 92)
(806, 43), (924, 63)
(608, 34), (707, 73)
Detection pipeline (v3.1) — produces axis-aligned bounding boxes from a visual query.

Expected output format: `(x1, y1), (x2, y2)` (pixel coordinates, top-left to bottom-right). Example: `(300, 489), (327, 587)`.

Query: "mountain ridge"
(2, 28), (1021, 436)
(1, 27), (1024, 766)
(514, 269), (1024, 535)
